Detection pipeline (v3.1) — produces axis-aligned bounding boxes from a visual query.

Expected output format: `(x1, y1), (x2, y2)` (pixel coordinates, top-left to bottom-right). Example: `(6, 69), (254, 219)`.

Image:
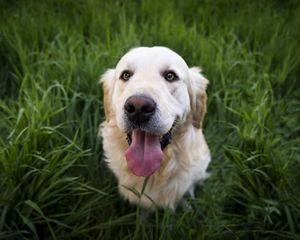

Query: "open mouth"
(125, 122), (176, 177)
(126, 124), (175, 150)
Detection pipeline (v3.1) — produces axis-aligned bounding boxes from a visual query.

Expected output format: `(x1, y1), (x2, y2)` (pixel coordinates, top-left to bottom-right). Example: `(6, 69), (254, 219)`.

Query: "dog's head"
(101, 47), (208, 177)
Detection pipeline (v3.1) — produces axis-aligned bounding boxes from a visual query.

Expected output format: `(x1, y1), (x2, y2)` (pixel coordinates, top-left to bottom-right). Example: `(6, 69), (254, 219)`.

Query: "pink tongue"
(125, 129), (163, 177)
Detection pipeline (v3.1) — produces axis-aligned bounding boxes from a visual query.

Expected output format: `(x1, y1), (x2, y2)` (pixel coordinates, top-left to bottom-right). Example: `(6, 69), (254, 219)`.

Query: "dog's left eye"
(164, 71), (178, 82)
(120, 70), (133, 81)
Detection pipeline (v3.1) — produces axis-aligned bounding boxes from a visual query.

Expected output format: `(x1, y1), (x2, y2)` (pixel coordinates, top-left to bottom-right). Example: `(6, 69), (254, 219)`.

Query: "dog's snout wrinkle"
(124, 95), (156, 125)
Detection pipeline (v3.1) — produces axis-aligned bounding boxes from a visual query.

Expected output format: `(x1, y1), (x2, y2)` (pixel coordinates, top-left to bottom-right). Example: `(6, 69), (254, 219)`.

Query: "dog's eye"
(164, 71), (178, 82)
(120, 70), (132, 81)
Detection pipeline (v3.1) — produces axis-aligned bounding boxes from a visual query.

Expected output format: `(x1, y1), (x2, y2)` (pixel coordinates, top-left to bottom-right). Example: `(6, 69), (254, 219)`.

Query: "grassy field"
(0, 0), (300, 239)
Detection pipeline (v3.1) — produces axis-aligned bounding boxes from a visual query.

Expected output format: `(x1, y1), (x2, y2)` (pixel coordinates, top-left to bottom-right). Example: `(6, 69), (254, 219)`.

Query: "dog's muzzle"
(123, 94), (176, 177)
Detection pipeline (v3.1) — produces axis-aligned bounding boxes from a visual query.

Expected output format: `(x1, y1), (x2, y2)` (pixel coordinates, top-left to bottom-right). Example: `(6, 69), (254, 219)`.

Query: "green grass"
(0, 0), (300, 239)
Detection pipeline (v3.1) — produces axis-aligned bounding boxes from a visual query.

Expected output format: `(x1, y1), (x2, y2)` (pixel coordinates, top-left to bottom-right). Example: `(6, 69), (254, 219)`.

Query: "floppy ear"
(188, 67), (209, 129)
(99, 69), (116, 122)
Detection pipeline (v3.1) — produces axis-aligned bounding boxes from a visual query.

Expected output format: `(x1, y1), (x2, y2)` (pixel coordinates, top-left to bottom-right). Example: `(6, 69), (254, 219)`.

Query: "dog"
(99, 46), (211, 210)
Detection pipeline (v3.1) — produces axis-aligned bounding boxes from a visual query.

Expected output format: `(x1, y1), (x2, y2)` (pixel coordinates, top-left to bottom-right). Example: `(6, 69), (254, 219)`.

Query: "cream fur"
(99, 46), (211, 210)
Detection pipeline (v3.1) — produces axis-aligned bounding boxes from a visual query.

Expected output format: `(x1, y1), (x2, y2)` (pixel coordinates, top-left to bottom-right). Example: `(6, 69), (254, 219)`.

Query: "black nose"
(124, 95), (156, 125)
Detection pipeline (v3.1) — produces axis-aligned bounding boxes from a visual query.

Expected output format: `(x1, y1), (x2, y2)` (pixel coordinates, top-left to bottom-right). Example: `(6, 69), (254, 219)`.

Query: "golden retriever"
(99, 47), (211, 210)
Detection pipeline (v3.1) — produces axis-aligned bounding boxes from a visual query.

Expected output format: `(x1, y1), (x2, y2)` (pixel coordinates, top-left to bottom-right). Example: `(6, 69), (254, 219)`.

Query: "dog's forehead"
(116, 47), (189, 71)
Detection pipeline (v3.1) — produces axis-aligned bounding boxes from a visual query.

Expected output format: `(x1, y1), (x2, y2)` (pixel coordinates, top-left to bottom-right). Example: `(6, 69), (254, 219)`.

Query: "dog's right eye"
(163, 71), (179, 82)
(120, 70), (132, 81)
